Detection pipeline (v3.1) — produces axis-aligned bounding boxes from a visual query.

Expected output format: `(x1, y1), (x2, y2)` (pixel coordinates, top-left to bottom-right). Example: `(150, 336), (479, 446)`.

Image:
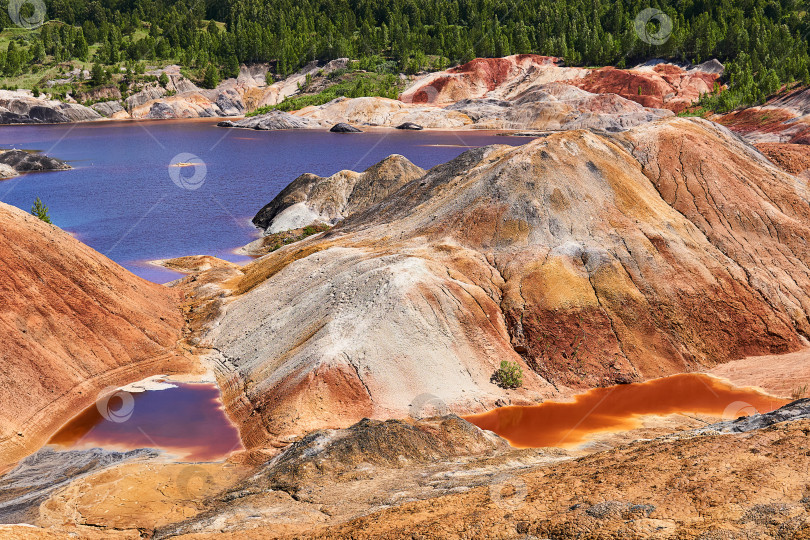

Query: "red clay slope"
(0, 202), (189, 468)
(572, 63), (721, 113)
(716, 86), (810, 145)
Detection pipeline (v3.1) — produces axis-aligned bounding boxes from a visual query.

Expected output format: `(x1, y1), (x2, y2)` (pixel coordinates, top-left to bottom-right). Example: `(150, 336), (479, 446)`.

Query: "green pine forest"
(0, 0), (808, 112)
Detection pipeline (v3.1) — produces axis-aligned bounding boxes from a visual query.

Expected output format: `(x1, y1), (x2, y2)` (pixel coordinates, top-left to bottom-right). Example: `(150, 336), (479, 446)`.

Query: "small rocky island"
(0, 149), (71, 179)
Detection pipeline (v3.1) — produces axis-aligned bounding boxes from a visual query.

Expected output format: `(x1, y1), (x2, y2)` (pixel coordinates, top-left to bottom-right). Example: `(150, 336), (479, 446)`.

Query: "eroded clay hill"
(181, 117), (810, 452)
(400, 54), (722, 112)
(0, 203), (188, 468)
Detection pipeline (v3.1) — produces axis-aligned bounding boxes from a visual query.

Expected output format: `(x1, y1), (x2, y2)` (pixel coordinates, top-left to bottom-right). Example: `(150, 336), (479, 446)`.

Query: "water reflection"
(48, 380), (242, 461)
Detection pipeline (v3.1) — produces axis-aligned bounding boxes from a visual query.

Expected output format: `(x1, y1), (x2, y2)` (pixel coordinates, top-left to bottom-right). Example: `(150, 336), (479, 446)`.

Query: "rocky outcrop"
(184, 117), (810, 453)
(212, 87), (245, 116)
(124, 84), (167, 110)
(329, 122), (362, 133)
(396, 122), (423, 130)
(219, 96), (474, 130)
(123, 69), (246, 120)
(295, 96), (473, 128)
(130, 92), (222, 119)
(252, 154), (425, 232)
(0, 90), (101, 124)
(218, 109), (320, 130)
(219, 85), (671, 132)
(0, 164), (16, 179)
(90, 100), (130, 119)
(0, 150), (71, 173)
(700, 398), (810, 434)
(0, 202), (189, 468)
(243, 415), (508, 497)
(129, 89), (246, 119)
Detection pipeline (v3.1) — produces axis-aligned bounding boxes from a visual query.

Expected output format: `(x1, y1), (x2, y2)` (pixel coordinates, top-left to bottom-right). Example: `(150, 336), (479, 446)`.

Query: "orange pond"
(48, 382), (242, 461)
(464, 373), (789, 449)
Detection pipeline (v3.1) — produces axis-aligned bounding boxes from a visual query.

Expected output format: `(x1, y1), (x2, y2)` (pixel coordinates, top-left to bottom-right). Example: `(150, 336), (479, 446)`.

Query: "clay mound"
(447, 82), (673, 131)
(184, 117), (810, 452)
(0, 202), (188, 467)
(129, 91), (235, 119)
(252, 154), (425, 232)
(571, 63), (721, 113)
(243, 415), (507, 497)
(716, 106), (801, 143)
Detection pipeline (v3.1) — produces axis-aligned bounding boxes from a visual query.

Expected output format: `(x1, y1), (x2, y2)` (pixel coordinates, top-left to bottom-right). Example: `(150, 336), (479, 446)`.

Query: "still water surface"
(0, 119), (525, 282)
(48, 379), (242, 461)
(464, 374), (788, 448)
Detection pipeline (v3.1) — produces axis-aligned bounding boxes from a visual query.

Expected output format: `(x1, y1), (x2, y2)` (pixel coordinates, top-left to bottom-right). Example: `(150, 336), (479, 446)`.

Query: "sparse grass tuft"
(791, 384), (809, 400)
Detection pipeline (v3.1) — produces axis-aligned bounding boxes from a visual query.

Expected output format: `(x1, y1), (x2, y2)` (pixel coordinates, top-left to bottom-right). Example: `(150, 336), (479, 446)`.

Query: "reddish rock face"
(716, 108), (799, 140)
(571, 64), (720, 113)
(0, 203), (188, 467)
(715, 87), (810, 145)
(400, 55), (721, 112)
(445, 55), (558, 92)
(400, 54), (570, 105)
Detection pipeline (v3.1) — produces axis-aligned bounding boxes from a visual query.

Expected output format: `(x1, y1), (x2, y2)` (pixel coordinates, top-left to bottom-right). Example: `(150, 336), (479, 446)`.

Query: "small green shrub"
(31, 197), (52, 224)
(495, 360), (523, 389)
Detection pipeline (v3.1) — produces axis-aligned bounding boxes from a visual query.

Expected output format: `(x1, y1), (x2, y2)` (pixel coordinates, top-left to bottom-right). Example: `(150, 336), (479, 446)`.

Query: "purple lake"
(0, 119), (529, 283)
